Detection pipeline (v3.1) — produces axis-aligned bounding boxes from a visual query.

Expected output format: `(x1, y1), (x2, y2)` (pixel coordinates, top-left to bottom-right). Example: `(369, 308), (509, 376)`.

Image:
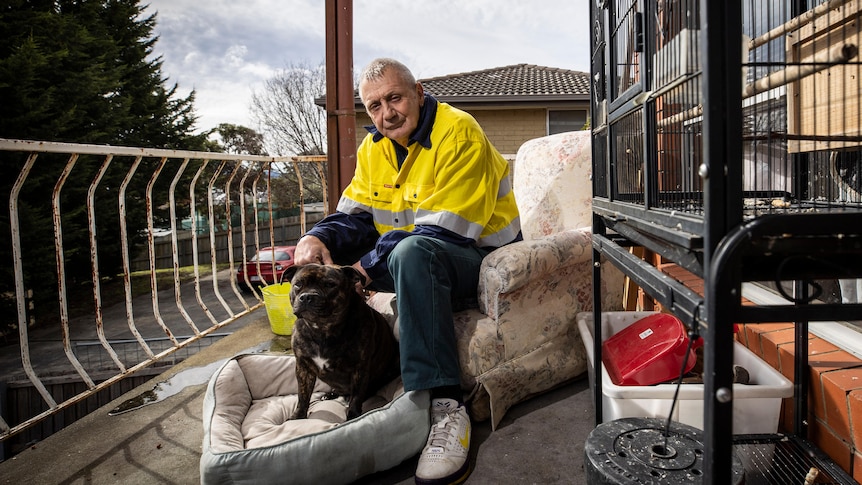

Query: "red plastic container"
(601, 313), (702, 386)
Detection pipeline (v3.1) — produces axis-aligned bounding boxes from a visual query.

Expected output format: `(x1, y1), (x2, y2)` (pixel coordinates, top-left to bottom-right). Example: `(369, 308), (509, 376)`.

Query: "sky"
(143, 0), (592, 134)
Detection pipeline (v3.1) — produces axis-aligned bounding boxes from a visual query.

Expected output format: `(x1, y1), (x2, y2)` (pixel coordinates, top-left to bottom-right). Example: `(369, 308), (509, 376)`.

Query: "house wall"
(468, 109), (547, 154)
(353, 108), (548, 156)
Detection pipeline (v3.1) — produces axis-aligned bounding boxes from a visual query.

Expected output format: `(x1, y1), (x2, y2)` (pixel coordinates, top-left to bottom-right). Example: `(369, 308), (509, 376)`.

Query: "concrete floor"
(0, 313), (596, 484)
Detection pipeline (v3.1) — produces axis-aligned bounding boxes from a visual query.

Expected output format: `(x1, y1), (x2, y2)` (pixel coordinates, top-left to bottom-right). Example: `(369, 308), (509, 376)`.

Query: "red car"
(237, 246), (296, 290)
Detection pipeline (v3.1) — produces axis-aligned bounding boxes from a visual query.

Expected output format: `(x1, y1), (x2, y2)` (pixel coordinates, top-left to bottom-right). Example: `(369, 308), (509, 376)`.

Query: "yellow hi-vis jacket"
(337, 101), (521, 248)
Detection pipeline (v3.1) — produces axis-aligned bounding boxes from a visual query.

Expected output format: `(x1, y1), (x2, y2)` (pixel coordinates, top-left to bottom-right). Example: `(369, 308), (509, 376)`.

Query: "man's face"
(359, 69), (424, 147)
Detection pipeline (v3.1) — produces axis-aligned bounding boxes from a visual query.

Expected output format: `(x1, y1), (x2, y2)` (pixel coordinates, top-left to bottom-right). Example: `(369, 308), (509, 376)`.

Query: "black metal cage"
(590, 0), (862, 483)
(595, 0), (862, 227)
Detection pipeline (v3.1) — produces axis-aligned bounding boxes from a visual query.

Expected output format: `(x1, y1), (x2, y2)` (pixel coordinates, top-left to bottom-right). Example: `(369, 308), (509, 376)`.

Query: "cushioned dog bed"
(200, 353), (430, 484)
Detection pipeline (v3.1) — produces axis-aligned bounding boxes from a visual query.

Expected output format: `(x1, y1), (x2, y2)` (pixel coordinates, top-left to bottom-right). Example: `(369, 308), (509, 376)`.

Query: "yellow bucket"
(261, 283), (297, 336)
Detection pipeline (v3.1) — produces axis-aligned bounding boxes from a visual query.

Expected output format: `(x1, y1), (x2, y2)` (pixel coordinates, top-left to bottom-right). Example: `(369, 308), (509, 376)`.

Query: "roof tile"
(419, 64), (590, 98)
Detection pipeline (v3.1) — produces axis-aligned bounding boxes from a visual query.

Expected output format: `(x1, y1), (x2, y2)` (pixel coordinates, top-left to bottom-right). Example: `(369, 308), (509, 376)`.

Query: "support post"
(324, 0), (356, 213)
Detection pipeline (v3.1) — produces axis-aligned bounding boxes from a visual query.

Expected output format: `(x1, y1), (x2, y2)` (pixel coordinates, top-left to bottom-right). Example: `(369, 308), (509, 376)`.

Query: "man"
(294, 58), (520, 484)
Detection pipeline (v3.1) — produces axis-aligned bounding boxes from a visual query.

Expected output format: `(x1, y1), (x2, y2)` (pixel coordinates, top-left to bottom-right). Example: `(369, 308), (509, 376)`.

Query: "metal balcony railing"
(0, 138), (328, 445)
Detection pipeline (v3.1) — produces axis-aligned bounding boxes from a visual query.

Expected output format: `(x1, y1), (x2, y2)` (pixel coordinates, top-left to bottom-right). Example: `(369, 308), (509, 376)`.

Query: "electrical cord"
(663, 321), (700, 452)
(774, 256), (824, 303)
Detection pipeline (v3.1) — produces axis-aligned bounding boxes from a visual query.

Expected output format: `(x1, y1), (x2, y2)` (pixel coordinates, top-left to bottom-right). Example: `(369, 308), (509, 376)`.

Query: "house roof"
(419, 64), (590, 103)
(315, 64), (590, 109)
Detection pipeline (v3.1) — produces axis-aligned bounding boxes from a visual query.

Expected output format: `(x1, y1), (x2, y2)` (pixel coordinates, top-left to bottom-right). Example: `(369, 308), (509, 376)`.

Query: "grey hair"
(359, 58), (416, 87)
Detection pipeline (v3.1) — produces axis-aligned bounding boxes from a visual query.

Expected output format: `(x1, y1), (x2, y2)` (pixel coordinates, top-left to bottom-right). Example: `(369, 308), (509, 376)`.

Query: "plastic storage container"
(578, 311), (793, 434)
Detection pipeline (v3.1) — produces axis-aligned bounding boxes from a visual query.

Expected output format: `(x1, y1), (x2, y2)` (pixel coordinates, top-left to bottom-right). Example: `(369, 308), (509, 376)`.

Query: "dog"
(284, 263), (401, 421)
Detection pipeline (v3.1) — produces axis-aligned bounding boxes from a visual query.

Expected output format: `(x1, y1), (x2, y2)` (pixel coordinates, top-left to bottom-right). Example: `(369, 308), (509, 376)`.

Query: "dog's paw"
(345, 400), (365, 421)
(290, 409), (308, 420)
(346, 408), (362, 421)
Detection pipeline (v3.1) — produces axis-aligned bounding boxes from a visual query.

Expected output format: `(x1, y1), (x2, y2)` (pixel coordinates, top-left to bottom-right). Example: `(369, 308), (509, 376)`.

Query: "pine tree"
(0, 0), (208, 334)
(0, 0), (203, 147)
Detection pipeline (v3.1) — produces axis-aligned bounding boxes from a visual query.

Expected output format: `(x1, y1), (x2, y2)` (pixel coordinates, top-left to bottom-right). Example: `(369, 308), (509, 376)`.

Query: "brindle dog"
(284, 264), (401, 420)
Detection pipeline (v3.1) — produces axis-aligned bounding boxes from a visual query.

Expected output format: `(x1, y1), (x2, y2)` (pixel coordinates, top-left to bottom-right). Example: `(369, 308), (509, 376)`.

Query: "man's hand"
(351, 261), (371, 296)
(294, 235), (333, 265)
(351, 261), (371, 287)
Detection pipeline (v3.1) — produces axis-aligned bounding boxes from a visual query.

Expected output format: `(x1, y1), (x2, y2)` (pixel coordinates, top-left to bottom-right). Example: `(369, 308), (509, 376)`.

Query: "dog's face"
(284, 264), (365, 330)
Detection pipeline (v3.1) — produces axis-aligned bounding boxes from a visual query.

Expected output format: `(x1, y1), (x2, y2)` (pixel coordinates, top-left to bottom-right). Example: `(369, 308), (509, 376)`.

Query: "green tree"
(216, 123), (267, 156)
(0, 0), (203, 147)
(0, 0), (207, 334)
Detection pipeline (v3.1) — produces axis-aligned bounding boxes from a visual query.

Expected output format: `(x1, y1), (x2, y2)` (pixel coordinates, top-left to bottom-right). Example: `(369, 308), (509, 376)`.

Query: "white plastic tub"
(578, 311), (793, 434)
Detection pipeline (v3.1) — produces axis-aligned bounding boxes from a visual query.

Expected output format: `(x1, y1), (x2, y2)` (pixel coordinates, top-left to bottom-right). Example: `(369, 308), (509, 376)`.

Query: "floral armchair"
(369, 130), (625, 429)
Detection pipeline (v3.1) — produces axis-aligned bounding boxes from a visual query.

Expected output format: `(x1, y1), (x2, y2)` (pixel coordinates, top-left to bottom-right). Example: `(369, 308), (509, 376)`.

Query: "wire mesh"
(734, 435), (848, 484)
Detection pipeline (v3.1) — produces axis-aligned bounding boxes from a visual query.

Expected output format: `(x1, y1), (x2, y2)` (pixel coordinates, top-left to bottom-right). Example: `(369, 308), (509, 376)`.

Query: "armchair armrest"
(477, 226), (596, 361)
(478, 227), (593, 303)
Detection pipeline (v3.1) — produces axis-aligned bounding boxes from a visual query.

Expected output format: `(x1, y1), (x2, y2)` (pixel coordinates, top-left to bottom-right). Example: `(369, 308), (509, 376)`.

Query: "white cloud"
(224, 45), (249, 69)
(145, 0), (590, 132)
(352, 0), (588, 78)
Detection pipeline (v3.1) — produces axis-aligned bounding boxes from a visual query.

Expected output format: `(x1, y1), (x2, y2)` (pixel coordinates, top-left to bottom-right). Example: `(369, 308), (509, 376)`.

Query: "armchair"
(369, 130), (624, 429)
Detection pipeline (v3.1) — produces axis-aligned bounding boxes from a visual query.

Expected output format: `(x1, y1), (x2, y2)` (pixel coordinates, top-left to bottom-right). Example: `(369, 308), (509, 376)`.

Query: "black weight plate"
(584, 417), (744, 484)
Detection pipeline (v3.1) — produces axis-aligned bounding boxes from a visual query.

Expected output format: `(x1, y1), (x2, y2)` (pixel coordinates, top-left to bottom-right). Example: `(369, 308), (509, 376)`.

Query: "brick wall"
(660, 263), (862, 482)
(470, 109), (547, 154)
(742, 323), (862, 481)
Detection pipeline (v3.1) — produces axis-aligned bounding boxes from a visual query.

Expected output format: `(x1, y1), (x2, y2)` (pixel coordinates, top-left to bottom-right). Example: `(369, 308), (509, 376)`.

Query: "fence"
(129, 212), (323, 272)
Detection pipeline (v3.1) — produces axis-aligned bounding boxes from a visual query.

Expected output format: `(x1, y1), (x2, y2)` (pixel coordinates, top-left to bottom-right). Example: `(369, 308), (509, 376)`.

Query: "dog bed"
(200, 353), (430, 484)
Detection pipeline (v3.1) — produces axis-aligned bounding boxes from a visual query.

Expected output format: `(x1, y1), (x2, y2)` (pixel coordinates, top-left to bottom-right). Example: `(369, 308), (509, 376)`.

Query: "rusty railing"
(0, 138), (327, 443)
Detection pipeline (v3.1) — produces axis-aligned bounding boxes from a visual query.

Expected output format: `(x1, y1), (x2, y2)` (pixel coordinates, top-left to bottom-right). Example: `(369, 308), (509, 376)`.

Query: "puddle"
(109, 342), (273, 416)
(108, 359), (227, 415)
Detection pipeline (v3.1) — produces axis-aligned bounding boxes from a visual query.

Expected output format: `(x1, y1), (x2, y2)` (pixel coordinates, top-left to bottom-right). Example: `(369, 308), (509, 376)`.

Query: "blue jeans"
(367, 236), (491, 392)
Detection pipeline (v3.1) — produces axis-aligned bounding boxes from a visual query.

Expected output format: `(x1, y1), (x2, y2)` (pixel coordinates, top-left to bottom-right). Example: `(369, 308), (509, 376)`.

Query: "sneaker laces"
(427, 415), (456, 449)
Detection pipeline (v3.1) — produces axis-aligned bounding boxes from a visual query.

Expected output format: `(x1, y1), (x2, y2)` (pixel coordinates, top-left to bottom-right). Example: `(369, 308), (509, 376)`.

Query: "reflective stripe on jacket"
(337, 101), (520, 247)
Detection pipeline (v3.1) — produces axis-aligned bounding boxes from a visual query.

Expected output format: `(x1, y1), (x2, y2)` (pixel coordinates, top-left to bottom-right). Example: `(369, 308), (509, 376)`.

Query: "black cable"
(774, 256), (823, 304)
(663, 321), (700, 451)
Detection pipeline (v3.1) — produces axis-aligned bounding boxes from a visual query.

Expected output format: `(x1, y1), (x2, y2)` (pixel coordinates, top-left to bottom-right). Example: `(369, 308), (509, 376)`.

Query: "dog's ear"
(341, 265), (368, 288)
(282, 265), (300, 284)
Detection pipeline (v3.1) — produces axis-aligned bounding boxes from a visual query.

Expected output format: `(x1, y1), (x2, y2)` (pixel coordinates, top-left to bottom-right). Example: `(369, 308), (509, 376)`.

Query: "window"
(548, 110), (588, 135)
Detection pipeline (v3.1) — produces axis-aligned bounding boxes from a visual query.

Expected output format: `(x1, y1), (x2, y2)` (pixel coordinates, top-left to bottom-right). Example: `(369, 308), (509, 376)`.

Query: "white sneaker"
(415, 398), (472, 485)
